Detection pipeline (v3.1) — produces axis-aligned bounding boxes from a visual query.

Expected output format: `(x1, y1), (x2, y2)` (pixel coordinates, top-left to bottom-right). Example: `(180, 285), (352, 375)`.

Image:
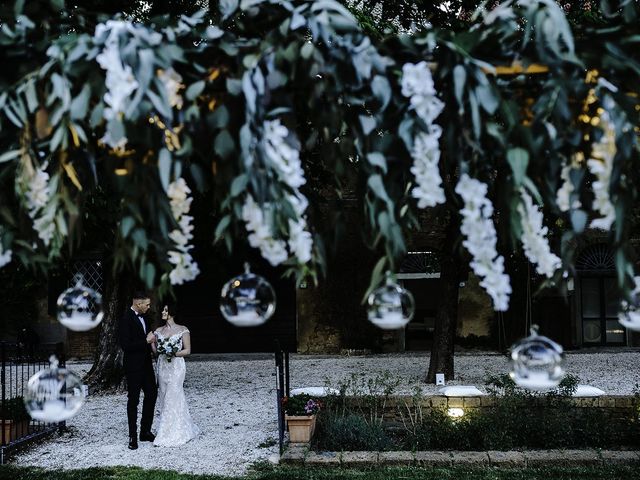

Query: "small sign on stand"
(435, 373), (445, 386)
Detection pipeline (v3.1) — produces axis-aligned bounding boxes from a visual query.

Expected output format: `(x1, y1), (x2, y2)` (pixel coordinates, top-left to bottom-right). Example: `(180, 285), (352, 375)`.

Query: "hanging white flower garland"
(94, 20), (139, 149)
(556, 161), (582, 212)
(518, 189), (562, 278)
(456, 174), (512, 311)
(587, 109), (616, 231)
(166, 178), (200, 285)
(241, 119), (313, 266)
(25, 164), (57, 247)
(401, 61), (446, 208)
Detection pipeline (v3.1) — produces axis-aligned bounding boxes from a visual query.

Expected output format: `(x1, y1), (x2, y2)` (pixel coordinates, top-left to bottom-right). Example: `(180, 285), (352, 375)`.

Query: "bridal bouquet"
(156, 337), (180, 362)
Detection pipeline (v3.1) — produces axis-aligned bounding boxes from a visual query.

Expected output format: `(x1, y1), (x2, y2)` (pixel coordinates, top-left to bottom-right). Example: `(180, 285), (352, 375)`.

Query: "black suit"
(119, 308), (157, 437)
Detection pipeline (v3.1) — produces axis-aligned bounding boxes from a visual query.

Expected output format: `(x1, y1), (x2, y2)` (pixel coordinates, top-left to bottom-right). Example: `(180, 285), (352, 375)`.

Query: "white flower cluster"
(456, 174), (512, 311)
(166, 178), (200, 285)
(158, 68), (184, 109)
(619, 276), (640, 332)
(518, 189), (562, 278)
(242, 195), (288, 266)
(242, 193), (313, 267)
(262, 119), (306, 189)
(94, 20), (138, 148)
(556, 162), (582, 212)
(240, 119), (313, 266)
(587, 110), (616, 230)
(26, 166), (56, 246)
(401, 62), (445, 208)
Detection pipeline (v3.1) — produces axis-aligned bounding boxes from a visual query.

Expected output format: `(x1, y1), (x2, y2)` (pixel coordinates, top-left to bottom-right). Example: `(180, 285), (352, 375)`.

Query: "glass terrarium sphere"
(24, 356), (85, 422)
(509, 325), (565, 391)
(220, 263), (276, 327)
(618, 294), (640, 332)
(367, 273), (415, 330)
(57, 274), (104, 332)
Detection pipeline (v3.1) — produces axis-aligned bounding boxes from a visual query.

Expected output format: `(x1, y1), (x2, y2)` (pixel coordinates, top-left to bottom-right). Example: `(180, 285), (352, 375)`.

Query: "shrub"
(313, 412), (395, 451)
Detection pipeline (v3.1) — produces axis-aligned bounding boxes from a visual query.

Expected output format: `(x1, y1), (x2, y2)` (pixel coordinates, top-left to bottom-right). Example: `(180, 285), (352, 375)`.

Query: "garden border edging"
(280, 447), (640, 468)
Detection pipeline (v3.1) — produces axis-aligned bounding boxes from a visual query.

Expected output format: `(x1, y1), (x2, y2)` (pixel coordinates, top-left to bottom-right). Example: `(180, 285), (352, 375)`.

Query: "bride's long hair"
(159, 302), (179, 328)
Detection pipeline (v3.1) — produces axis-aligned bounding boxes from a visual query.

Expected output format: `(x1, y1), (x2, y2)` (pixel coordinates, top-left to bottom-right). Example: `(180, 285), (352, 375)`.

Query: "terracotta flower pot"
(285, 414), (316, 443)
(1, 419), (30, 444)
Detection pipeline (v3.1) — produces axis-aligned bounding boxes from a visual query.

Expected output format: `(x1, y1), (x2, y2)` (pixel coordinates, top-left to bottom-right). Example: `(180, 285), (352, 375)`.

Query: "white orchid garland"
(241, 119), (313, 266)
(556, 160), (582, 212)
(24, 164), (58, 247)
(587, 109), (616, 230)
(94, 20), (139, 149)
(167, 178), (200, 285)
(518, 189), (562, 278)
(401, 61), (446, 208)
(456, 174), (512, 311)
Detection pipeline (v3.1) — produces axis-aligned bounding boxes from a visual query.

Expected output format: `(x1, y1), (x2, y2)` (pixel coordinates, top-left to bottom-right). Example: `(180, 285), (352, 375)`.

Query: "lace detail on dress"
(154, 331), (199, 446)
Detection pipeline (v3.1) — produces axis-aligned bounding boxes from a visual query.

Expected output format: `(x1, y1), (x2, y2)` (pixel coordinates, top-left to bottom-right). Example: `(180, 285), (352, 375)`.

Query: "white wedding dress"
(154, 329), (200, 447)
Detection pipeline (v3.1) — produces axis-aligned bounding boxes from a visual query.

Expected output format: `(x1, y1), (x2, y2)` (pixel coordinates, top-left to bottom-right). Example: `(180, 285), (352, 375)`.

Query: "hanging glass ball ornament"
(57, 274), (104, 332)
(220, 263), (276, 327)
(367, 272), (415, 329)
(24, 356), (85, 422)
(509, 325), (565, 391)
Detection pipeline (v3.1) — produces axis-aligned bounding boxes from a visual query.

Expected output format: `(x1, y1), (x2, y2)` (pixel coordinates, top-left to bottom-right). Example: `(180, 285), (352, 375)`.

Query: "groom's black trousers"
(125, 363), (157, 437)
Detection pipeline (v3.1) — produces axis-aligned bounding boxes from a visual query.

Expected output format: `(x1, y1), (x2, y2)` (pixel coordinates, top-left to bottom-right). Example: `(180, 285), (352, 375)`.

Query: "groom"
(119, 291), (157, 450)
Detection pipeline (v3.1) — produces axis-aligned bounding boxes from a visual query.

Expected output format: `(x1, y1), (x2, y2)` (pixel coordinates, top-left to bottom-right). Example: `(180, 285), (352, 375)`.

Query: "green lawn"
(2, 464), (640, 480)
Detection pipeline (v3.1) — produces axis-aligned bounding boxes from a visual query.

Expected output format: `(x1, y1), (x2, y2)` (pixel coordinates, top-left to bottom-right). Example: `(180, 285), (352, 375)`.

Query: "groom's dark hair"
(133, 291), (150, 300)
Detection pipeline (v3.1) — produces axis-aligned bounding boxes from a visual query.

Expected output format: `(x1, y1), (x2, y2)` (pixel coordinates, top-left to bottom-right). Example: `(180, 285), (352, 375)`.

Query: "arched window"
(576, 244), (625, 345)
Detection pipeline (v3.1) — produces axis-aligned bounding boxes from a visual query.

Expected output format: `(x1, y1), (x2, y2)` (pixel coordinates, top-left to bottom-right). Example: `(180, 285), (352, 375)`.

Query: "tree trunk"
(426, 217), (462, 383)
(83, 269), (133, 392)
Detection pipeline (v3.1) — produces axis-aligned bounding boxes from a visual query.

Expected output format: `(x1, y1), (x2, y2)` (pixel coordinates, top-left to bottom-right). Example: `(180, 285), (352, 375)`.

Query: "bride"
(147, 303), (200, 446)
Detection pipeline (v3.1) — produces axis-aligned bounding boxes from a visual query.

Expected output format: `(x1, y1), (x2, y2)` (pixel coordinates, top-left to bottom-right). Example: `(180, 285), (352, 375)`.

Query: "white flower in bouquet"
(157, 337), (180, 362)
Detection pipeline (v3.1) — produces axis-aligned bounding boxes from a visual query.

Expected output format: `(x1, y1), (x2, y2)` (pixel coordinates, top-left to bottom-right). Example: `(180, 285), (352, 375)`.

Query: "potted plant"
(1, 397), (31, 444)
(282, 394), (322, 443)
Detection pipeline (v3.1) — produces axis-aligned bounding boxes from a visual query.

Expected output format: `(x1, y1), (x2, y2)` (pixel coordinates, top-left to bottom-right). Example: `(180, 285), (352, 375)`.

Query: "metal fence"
(274, 347), (290, 454)
(1, 341), (66, 464)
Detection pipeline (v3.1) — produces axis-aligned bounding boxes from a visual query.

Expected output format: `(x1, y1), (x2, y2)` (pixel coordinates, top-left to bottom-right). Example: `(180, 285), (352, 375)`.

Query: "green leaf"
(476, 84), (498, 114)
(360, 115), (376, 135)
(362, 256), (388, 304)
(25, 79), (38, 113)
(570, 209), (587, 234)
(186, 81), (205, 101)
(70, 84), (91, 120)
(214, 215), (231, 240)
(371, 76), (391, 110)
(120, 216), (135, 237)
(158, 149), (172, 191)
(214, 130), (235, 159)
(0, 150), (21, 163)
(144, 263), (156, 287)
(453, 64), (466, 107)
(132, 228), (148, 250)
(230, 174), (248, 197)
(507, 148), (529, 186)
(367, 174), (391, 205)
(367, 152), (387, 173)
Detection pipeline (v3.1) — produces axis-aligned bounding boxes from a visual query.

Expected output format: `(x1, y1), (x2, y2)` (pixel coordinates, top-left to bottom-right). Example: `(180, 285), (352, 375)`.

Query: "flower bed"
(309, 374), (640, 452)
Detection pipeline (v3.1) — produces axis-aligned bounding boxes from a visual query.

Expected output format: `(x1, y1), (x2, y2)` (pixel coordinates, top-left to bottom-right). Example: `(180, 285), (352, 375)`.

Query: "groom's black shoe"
(128, 437), (138, 450)
(139, 431), (155, 442)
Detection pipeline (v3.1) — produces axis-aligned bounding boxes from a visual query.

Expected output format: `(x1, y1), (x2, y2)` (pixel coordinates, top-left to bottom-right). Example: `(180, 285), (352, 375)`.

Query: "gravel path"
(11, 350), (640, 475)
